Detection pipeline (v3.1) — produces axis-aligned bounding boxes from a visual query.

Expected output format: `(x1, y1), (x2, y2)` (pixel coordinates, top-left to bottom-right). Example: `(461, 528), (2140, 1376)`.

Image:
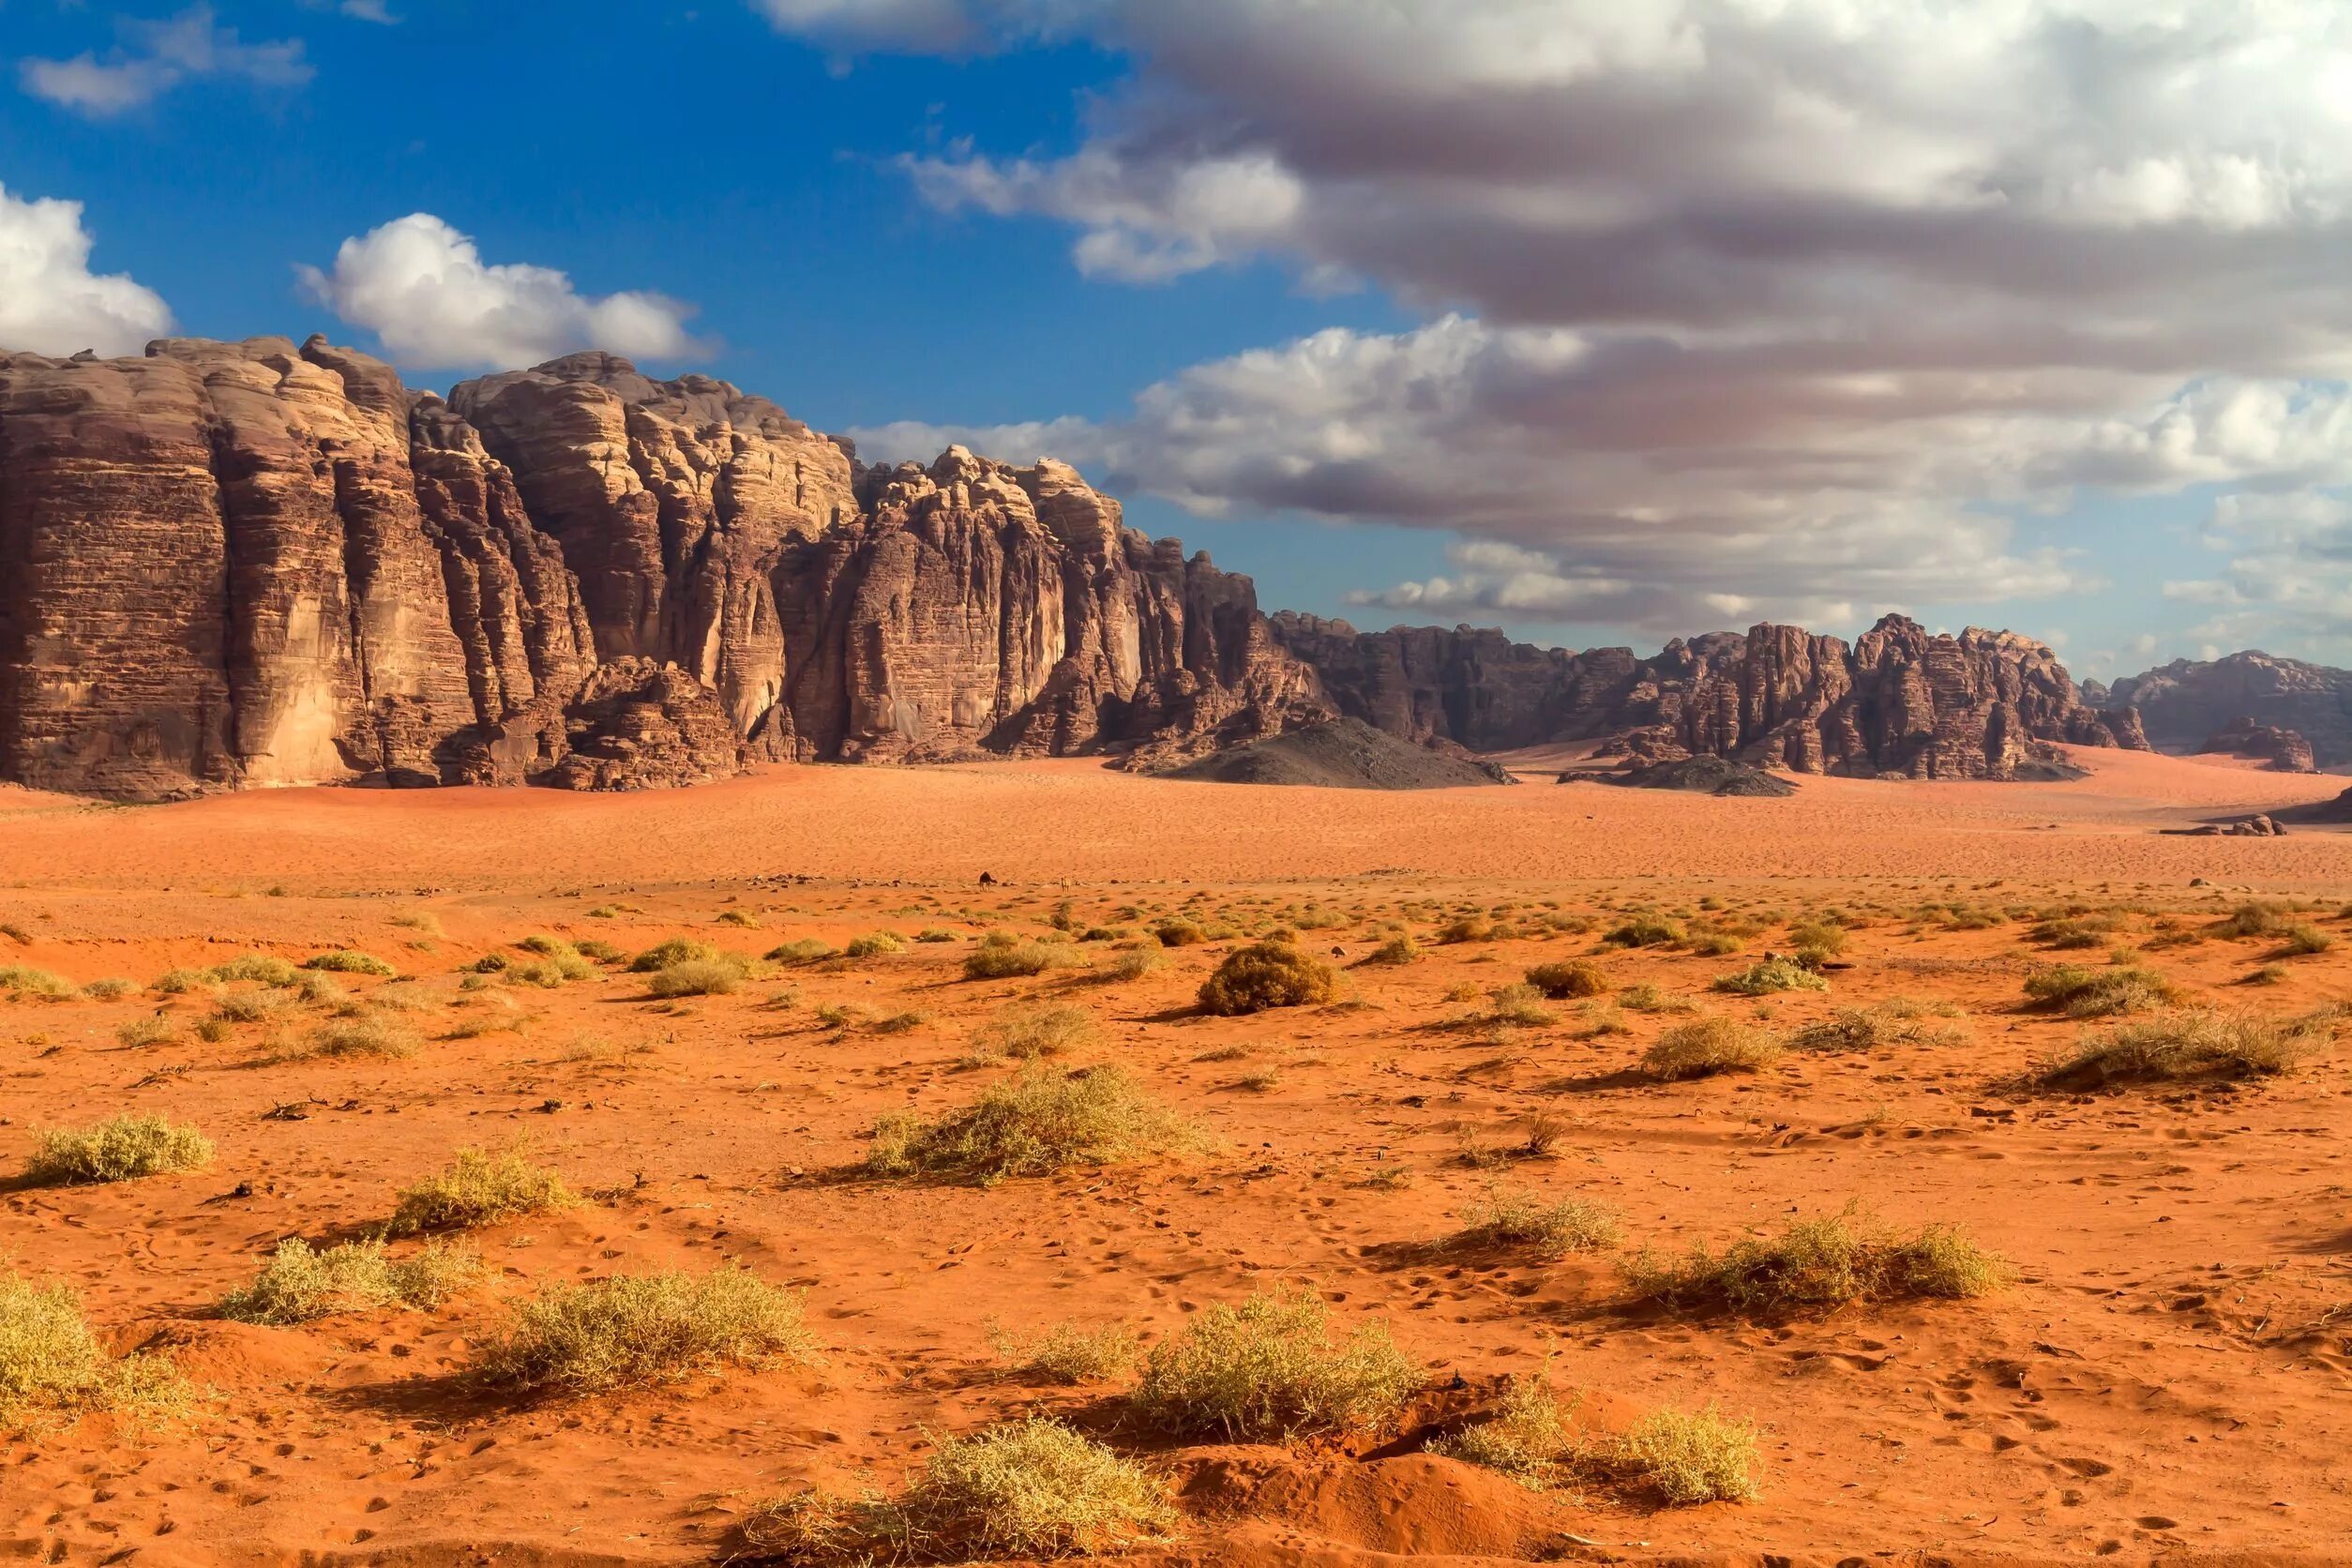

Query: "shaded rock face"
(2196, 716), (2317, 774)
(1274, 612), (2144, 780)
(0, 337), (1320, 798)
(2107, 652), (2352, 766)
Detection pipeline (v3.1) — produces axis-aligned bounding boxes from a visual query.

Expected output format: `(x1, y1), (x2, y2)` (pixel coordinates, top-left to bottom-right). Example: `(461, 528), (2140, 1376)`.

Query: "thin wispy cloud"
(20, 7), (312, 117)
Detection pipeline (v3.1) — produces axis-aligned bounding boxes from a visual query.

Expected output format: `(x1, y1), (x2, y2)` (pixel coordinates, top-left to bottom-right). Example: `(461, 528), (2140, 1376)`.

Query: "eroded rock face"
(2108, 652), (2352, 766)
(1275, 612), (2146, 779)
(2196, 716), (2317, 773)
(0, 339), (1322, 797)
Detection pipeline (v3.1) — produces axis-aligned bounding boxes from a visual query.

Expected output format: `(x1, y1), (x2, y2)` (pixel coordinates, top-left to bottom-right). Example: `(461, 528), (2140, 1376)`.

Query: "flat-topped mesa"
(1273, 611), (2147, 780)
(0, 337), (1322, 798)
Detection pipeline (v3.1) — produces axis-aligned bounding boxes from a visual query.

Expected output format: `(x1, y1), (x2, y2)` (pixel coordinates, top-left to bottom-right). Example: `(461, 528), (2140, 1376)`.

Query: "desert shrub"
(630, 938), (724, 972)
(968, 1003), (1098, 1063)
(1084, 948), (1162, 985)
(1642, 1016), (1783, 1080)
(1454, 1185), (1621, 1259)
(390, 1145), (576, 1233)
(301, 1015), (422, 1059)
(1361, 935), (1423, 966)
(964, 934), (1078, 980)
(1608, 1405), (1761, 1505)
(1686, 932), (1743, 957)
(210, 987), (292, 1025)
(0, 1271), (187, 1429)
(742, 1417), (1172, 1564)
(2023, 963), (2177, 1018)
(220, 1238), (479, 1324)
(475, 1265), (811, 1395)
(1711, 957), (1827, 996)
(915, 928), (959, 943)
(2279, 923), (2334, 956)
(990, 1319), (1138, 1384)
(0, 966), (75, 1001)
(1485, 984), (1557, 1026)
(1153, 921), (1207, 948)
(866, 1065), (1195, 1184)
(1625, 1208), (2008, 1315)
(151, 968), (207, 995)
(1602, 915), (1684, 949)
(208, 955), (299, 987)
(116, 1016), (178, 1048)
(647, 957), (748, 998)
(1429, 1372), (1574, 1488)
(1619, 983), (1694, 1014)
(1434, 916), (1497, 945)
(1198, 942), (1337, 1016)
(1132, 1289), (1418, 1440)
(1786, 920), (1847, 961)
(2213, 900), (2296, 939)
(1793, 998), (1968, 1052)
(1515, 963), (1608, 1001)
(471, 953), (511, 973)
(2041, 1007), (2334, 1088)
(82, 977), (135, 1002)
(846, 932), (907, 958)
(767, 938), (838, 965)
(511, 940), (595, 985)
(572, 938), (625, 965)
(716, 909), (761, 928)
(305, 950), (397, 977)
(23, 1115), (213, 1184)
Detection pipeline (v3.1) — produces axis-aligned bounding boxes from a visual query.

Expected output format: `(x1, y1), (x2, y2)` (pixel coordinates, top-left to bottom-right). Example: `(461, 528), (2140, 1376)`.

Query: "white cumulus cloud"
(20, 6), (311, 116)
(0, 186), (173, 357)
(297, 214), (708, 372)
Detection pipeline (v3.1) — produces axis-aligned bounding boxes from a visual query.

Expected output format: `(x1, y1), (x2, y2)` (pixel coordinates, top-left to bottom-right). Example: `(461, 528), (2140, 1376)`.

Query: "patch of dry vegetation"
(965, 1003), (1098, 1064)
(1641, 1016), (1783, 1080)
(1453, 1185), (1622, 1259)
(1525, 960), (1606, 999)
(990, 1320), (1138, 1384)
(1792, 997), (1968, 1052)
(23, 1115), (213, 1184)
(2040, 1007), (2336, 1088)
(475, 1265), (811, 1395)
(1198, 942), (1337, 1016)
(866, 1065), (1198, 1184)
(221, 1238), (480, 1323)
(1130, 1289), (1419, 1440)
(1625, 1208), (2009, 1315)
(0, 1271), (188, 1431)
(2023, 963), (2179, 1018)
(389, 1145), (577, 1234)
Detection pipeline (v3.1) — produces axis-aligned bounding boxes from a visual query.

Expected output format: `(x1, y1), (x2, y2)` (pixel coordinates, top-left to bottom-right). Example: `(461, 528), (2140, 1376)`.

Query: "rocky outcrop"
(2196, 716), (2317, 774)
(2106, 652), (2352, 766)
(1274, 612), (2145, 780)
(0, 336), (1322, 799)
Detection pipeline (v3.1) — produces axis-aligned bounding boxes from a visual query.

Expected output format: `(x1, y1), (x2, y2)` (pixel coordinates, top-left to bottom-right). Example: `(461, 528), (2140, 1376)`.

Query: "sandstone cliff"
(0, 337), (1319, 798)
(1271, 612), (2145, 780)
(2195, 716), (2317, 774)
(2105, 652), (2352, 767)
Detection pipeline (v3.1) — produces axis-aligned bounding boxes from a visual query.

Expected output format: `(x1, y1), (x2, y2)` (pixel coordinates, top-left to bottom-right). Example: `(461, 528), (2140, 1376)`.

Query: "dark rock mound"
(1569, 756), (1796, 797)
(535, 659), (747, 791)
(2162, 813), (2287, 837)
(2196, 716), (2317, 774)
(1156, 718), (1514, 791)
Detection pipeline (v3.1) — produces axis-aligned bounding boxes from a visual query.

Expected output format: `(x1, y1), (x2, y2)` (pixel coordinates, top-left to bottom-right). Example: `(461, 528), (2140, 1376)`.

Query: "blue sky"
(7, 1), (2349, 679)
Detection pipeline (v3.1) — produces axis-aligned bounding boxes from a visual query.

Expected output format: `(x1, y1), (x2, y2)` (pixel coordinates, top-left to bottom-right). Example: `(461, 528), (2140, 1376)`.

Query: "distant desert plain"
(11, 746), (2352, 1566)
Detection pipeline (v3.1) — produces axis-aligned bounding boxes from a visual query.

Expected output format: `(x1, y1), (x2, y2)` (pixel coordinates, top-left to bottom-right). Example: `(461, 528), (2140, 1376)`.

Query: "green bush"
(629, 938), (725, 972)
(1429, 1373), (1574, 1488)
(1609, 1405), (1761, 1505)
(207, 955), (299, 987)
(989, 1320), (1138, 1385)
(1198, 942), (1337, 1016)
(23, 1115), (213, 1184)
(766, 938), (839, 965)
(964, 934), (1078, 980)
(1131, 1289), (1418, 1440)
(845, 932), (906, 958)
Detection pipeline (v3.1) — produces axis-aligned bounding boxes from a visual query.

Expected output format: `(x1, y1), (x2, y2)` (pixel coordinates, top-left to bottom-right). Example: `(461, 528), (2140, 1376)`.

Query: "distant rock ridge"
(2105, 651), (2352, 767)
(2196, 716), (2317, 774)
(1269, 611), (2143, 781)
(0, 333), (2141, 798)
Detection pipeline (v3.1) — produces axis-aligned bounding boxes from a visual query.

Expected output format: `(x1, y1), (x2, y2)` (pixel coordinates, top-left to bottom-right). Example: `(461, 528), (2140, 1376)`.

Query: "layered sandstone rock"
(1274, 612), (2146, 780)
(2107, 652), (2352, 766)
(2195, 716), (2317, 773)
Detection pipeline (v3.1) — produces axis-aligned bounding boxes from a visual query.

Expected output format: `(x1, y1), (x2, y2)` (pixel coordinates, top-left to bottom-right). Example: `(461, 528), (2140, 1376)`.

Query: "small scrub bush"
(968, 1003), (1098, 1063)
(1603, 915), (1684, 949)
(390, 1145), (576, 1233)
(475, 1265), (811, 1395)
(1153, 920), (1208, 948)
(220, 1237), (480, 1324)
(1485, 983), (1557, 1026)
(1642, 1016), (1783, 1080)
(1084, 948), (1162, 985)
(990, 1319), (1138, 1384)
(1609, 1405), (1761, 1505)
(1198, 942), (1337, 1016)
(2023, 963), (2177, 1018)
(116, 1016), (178, 1048)
(844, 932), (906, 958)
(151, 968), (207, 995)
(207, 955), (298, 987)
(1525, 961), (1605, 999)
(1360, 934), (1422, 966)
(2278, 923), (2334, 956)
(1132, 1289), (1419, 1440)
(1620, 983), (1694, 1014)
(0, 1271), (187, 1429)
(646, 957), (748, 998)
(766, 938), (838, 965)
(1454, 1185), (1621, 1259)
(0, 966), (75, 1001)
(2041, 1007), (2334, 1088)
(1429, 1372), (1574, 1488)
(24, 1115), (213, 1184)
(742, 1417), (1171, 1564)
(1625, 1207), (2008, 1315)
(964, 935), (1077, 981)
(2213, 900), (2297, 939)
(1786, 921), (1847, 962)
(304, 950), (397, 977)
(82, 977), (135, 1002)
(629, 938), (725, 973)
(1434, 916), (1497, 945)
(1711, 957), (1828, 997)
(716, 909), (761, 928)
(866, 1065), (1196, 1184)
(301, 1015), (422, 1059)
(1793, 998), (1967, 1052)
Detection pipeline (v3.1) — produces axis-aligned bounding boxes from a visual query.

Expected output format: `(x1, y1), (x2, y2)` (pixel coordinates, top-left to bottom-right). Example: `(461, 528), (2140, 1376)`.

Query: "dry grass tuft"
(1198, 942), (1337, 1016)
(1711, 957), (1828, 996)
(1641, 1016), (1783, 1080)
(1606, 1405), (1762, 1505)
(741, 1417), (1173, 1564)
(2023, 963), (2179, 1018)
(24, 1115), (213, 1185)
(1453, 1184), (1622, 1259)
(1429, 1372), (1576, 1487)
(966, 1003), (1099, 1063)
(304, 950), (398, 977)
(475, 1265), (811, 1395)
(1793, 998), (1968, 1052)
(1130, 1289), (1419, 1440)
(389, 1145), (577, 1234)
(1625, 1207), (2009, 1316)
(964, 933), (1080, 980)
(1525, 960), (1606, 999)
(0, 1270), (188, 1430)
(646, 957), (749, 998)
(866, 1065), (1198, 1184)
(2040, 1007), (2336, 1088)
(990, 1319), (1138, 1384)
(221, 1238), (480, 1324)
(298, 1015), (423, 1060)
